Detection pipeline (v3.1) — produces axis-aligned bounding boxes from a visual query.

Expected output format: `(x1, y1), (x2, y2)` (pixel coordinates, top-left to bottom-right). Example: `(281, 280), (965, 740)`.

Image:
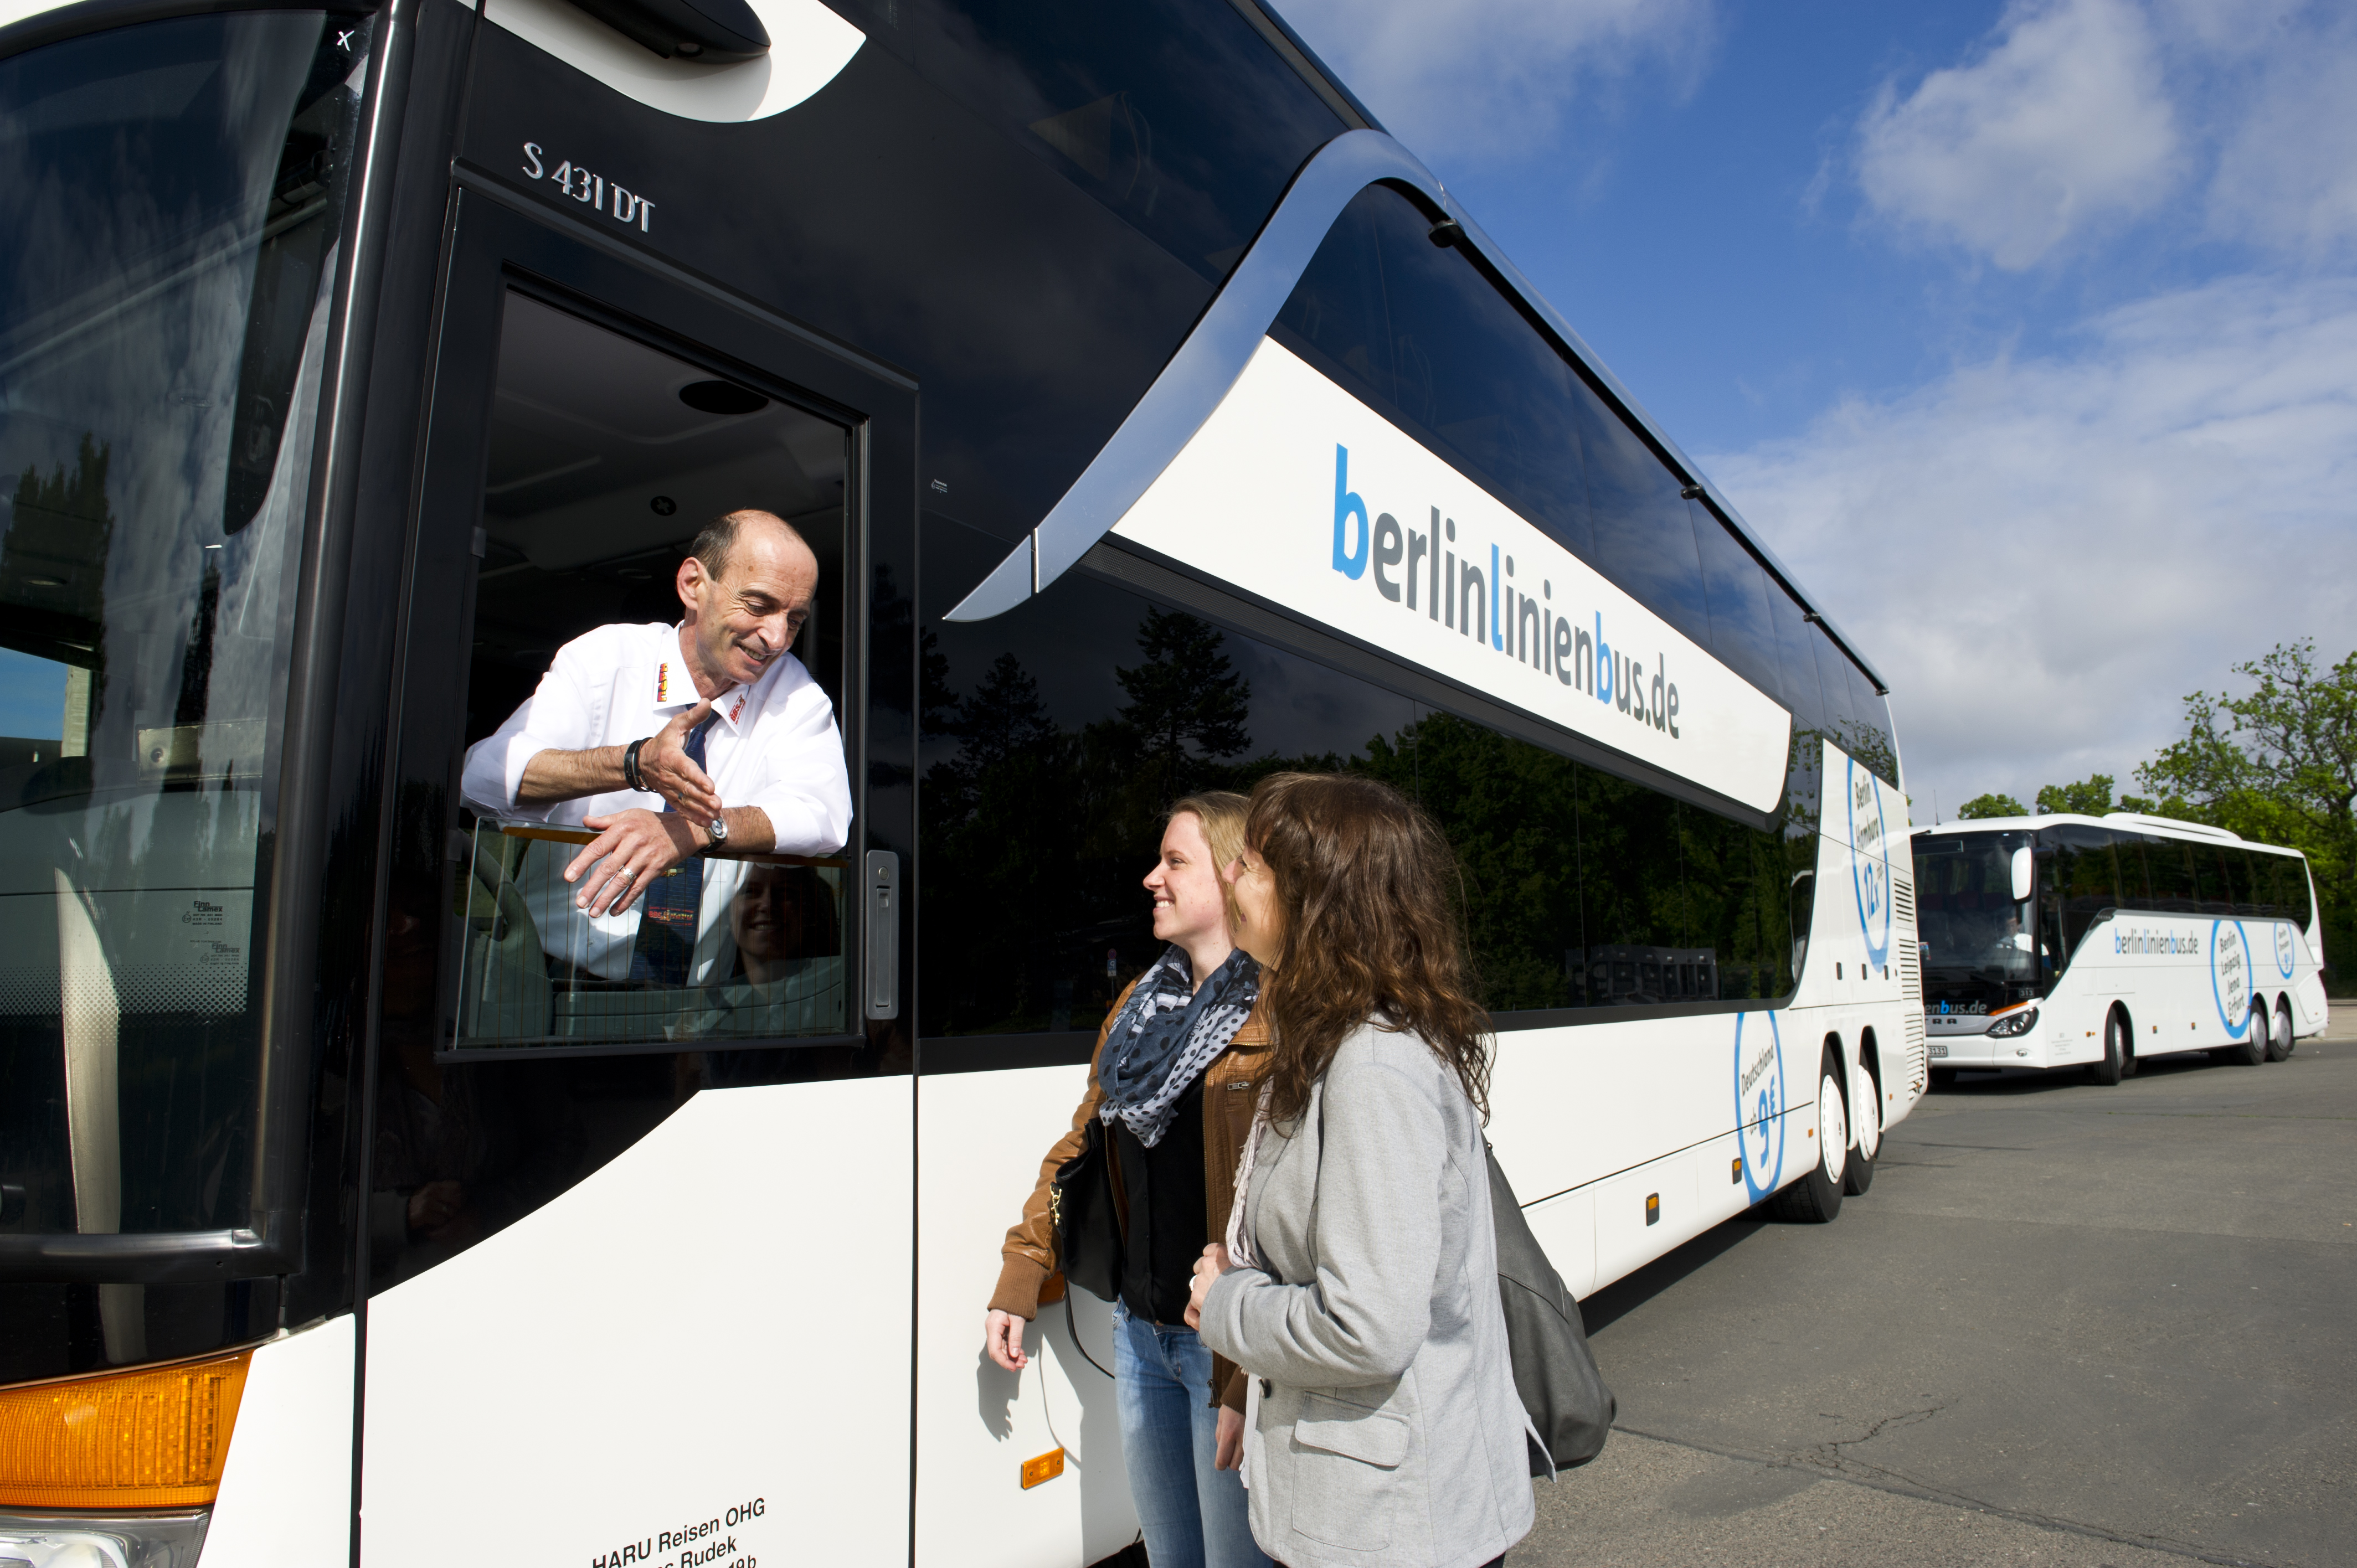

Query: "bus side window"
(2190, 843), (2235, 915)
(2145, 836), (2199, 914)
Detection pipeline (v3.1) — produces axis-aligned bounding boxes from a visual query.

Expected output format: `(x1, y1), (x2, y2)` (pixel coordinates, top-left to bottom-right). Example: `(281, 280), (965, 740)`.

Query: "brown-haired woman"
(984, 792), (1273, 1568)
(1187, 772), (1537, 1568)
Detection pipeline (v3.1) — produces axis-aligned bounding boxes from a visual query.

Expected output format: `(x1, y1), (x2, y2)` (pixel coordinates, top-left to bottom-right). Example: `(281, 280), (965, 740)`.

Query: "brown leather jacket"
(990, 977), (1268, 1409)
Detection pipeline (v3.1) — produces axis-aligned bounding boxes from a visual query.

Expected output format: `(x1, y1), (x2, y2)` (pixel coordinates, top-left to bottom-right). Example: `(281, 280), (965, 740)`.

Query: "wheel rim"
(1856, 1071), (1882, 1157)
(1820, 1072), (1848, 1182)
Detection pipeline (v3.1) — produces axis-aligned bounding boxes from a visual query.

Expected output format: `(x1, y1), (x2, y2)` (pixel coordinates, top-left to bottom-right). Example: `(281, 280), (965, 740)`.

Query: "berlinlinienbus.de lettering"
(1327, 445), (1682, 739)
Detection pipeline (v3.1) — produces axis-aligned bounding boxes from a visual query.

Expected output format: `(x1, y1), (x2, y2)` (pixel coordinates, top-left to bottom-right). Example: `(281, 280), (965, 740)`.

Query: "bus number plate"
(1928, 1043), (1949, 1059)
(521, 142), (655, 232)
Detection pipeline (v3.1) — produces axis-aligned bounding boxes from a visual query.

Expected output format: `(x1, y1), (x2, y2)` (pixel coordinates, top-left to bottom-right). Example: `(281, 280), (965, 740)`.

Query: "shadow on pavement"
(1928, 1051), (2249, 1097)
(1578, 1214), (1769, 1336)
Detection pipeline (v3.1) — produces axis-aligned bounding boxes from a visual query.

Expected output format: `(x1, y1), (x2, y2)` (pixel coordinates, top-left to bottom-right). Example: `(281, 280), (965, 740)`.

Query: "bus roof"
(1912, 813), (2306, 857)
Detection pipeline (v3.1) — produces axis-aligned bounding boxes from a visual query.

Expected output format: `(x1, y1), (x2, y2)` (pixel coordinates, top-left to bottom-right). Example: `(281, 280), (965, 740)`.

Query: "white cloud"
(1855, 0), (2179, 270)
(2201, 8), (2357, 259)
(1276, 0), (1713, 165)
(1704, 274), (2357, 819)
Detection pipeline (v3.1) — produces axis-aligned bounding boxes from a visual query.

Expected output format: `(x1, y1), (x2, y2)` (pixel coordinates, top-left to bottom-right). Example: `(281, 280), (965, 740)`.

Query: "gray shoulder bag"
(1487, 1145), (1617, 1475)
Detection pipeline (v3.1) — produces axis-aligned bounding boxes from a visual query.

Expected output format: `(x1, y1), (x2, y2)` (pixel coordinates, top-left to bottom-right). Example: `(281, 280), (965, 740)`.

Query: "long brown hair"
(1240, 772), (1491, 1125)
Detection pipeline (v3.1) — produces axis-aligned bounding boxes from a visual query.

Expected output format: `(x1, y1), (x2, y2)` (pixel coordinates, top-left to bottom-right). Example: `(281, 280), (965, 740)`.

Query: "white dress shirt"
(460, 621), (852, 983)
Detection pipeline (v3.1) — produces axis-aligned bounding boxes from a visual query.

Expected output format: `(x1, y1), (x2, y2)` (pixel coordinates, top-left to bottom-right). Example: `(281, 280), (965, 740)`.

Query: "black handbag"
(1049, 1117), (1125, 1303)
(1487, 1145), (1616, 1474)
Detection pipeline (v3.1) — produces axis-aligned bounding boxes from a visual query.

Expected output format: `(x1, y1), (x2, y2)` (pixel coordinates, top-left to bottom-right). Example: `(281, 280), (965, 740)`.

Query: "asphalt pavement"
(1516, 1008), (2357, 1568)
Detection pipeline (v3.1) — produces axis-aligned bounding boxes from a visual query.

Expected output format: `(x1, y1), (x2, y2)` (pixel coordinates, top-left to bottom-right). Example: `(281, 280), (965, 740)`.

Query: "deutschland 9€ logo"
(1733, 1013), (1785, 1204)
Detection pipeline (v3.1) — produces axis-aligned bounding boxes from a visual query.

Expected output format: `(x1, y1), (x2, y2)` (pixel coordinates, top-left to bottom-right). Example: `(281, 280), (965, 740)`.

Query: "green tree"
(1113, 607), (1250, 802)
(2034, 774), (2114, 816)
(1956, 793), (2027, 819)
(2129, 639), (2357, 989)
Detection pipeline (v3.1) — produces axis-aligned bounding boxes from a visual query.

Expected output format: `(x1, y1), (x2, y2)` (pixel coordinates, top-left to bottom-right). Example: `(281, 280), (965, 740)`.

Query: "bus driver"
(460, 508), (853, 986)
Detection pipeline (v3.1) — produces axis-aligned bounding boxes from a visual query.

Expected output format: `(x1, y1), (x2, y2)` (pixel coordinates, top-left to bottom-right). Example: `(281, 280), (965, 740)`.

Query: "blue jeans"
(1111, 1299), (1271, 1568)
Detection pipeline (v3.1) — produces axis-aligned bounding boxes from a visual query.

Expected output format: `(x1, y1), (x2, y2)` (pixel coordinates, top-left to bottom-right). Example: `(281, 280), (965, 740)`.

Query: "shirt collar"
(650, 624), (766, 731)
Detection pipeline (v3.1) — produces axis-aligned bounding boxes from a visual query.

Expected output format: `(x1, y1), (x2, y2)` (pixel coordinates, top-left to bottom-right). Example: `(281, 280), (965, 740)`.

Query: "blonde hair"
(1169, 791), (1249, 874)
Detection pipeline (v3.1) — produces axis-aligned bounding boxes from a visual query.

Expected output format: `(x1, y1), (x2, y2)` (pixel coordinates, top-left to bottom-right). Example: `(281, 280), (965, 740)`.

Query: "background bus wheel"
(1771, 1050), (1847, 1223)
(2233, 1007), (2268, 1065)
(2268, 997), (2294, 1061)
(1929, 1066), (1957, 1088)
(2088, 1008), (2126, 1086)
(1844, 1059), (1880, 1195)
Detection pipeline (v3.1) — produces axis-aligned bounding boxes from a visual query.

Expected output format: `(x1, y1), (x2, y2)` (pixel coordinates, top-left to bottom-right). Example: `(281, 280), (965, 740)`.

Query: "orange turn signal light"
(0, 1350), (251, 1508)
(1021, 1447), (1066, 1489)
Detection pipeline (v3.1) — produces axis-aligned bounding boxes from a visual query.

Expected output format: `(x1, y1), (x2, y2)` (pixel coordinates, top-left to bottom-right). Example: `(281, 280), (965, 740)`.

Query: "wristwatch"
(622, 737), (651, 792)
(705, 814), (729, 851)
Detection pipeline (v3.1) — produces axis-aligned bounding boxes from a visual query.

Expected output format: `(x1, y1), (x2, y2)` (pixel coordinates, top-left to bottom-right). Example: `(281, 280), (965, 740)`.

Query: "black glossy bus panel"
(916, 513), (1802, 1047)
(457, 23), (1208, 551)
(831, 0), (1344, 286)
(361, 191), (916, 1297)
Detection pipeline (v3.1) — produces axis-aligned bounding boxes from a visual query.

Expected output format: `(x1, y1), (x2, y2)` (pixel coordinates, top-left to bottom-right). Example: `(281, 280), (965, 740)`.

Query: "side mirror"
(2010, 847), (2035, 903)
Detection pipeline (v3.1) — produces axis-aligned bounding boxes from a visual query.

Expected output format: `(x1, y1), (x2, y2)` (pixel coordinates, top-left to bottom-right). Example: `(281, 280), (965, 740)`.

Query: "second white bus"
(1911, 813), (2328, 1083)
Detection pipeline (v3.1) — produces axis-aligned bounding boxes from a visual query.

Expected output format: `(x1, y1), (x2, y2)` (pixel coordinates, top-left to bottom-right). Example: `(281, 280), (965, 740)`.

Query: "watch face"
(708, 817), (728, 844)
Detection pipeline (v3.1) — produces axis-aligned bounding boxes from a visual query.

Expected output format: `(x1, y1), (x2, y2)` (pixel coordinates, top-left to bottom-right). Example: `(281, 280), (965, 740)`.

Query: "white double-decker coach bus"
(0, 0), (1926, 1562)
(1912, 814), (2327, 1084)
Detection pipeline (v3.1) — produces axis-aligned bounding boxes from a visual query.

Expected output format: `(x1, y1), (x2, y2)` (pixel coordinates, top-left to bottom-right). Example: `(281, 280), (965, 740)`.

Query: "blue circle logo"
(2273, 921), (2296, 979)
(1847, 759), (1892, 969)
(1733, 1013), (1785, 1203)
(2210, 920), (2251, 1036)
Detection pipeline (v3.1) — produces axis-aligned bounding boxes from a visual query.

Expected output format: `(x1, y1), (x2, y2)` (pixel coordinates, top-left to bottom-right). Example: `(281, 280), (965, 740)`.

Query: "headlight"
(1987, 1006), (2039, 1039)
(0, 1515), (207, 1568)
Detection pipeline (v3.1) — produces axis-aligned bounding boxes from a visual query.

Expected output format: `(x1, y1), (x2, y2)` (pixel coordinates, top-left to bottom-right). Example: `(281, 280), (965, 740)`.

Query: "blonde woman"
(984, 792), (1273, 1568)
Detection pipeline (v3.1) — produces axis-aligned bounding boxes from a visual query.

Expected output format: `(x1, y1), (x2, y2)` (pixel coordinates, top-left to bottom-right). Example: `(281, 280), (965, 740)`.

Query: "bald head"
(675, 508), (819, 697)
(690, 508), (809, 582)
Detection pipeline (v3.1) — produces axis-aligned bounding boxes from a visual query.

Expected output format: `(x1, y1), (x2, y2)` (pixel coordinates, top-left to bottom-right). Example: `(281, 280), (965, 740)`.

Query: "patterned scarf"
(1097, 945), (1259, 1148)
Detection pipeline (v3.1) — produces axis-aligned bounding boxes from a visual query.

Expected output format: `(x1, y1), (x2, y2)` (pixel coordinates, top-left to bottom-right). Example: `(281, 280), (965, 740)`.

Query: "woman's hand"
(983, 1309), (1030, 1372)
(1214, 1404), (1245, 1471)
(1184, 1241), (1230, 1330)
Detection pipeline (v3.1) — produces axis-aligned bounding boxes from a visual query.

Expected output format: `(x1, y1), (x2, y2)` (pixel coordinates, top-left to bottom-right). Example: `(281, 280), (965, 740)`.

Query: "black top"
(1111, 1073), (1210, 1325)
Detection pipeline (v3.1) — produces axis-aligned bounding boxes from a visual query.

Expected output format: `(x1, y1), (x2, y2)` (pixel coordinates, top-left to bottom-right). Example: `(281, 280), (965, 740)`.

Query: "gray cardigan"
(1199, 1024), (1536, 1568)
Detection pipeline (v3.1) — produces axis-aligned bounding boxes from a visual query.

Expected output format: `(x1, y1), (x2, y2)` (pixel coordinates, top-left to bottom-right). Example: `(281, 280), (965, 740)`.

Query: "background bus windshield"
(1914, 832), (2039, 1011)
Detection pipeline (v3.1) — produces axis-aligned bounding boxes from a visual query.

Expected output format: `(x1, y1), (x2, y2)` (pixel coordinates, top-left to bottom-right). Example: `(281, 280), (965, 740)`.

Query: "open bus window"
(445, 293), (851, 1051)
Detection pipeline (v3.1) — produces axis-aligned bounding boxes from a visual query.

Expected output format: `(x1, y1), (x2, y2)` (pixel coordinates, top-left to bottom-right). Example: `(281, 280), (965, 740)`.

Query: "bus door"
(359, 187), (917, 1567)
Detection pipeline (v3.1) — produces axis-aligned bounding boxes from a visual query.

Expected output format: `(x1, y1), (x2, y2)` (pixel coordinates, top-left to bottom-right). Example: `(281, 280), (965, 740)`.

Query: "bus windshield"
(0, 13), (364, 1247)
(1913, 830), (2040, 1010)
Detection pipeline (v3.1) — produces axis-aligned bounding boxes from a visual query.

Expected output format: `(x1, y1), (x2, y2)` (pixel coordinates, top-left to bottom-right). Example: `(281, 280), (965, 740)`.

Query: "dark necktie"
(629, 714), (717, 987)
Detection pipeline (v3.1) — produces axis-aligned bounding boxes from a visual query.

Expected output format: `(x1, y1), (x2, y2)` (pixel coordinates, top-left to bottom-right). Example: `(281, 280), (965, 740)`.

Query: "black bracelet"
(623, 737), (649, 792)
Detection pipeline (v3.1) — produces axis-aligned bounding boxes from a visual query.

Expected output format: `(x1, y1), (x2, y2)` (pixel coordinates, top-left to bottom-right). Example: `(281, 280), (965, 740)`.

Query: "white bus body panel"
(359, 1076), (912, 1568)
(204, 1316), (356, 1566)
(914, 1064), (1138, 1568)
(1931, 912), (2325, 1072)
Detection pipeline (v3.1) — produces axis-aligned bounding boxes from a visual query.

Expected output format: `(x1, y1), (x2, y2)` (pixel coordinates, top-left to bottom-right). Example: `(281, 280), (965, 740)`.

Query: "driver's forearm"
(517, 745), (630, 805)
(714, 805), (775, 855)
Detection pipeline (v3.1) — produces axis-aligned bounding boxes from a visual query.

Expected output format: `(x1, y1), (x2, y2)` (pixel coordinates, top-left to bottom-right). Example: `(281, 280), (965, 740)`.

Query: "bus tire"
(2268, 997), (2294, 1062)
(1770, 1049), (1847, 1223)
(1844, 1048), (1880, 1195)
(2088, 1008), (2127, 1086)
(2232, 1006), (2268, 1066)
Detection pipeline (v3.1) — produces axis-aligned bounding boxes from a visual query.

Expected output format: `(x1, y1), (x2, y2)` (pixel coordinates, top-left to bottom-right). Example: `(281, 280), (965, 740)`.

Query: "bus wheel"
(2268, 997), (2295, 1062)
(2088, 1008), (2127, 1086)
(1844, 1058), (1880, 1195)
(1771, 1049), (1847, 1223)
(2233, 1006), (2268, 1066)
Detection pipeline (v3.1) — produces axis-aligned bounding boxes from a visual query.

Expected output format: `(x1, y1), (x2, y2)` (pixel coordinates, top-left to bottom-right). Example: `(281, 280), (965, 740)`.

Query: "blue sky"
(1282, 0), (2357, 823)
(0, 647), (65, 739)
